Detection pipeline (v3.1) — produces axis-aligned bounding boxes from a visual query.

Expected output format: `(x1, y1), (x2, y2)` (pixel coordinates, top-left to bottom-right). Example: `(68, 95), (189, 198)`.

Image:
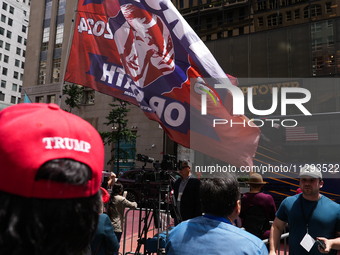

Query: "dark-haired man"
(173, 160), (201, 224)
(166, 175), (268, 255)
(0, 103), (107, 255)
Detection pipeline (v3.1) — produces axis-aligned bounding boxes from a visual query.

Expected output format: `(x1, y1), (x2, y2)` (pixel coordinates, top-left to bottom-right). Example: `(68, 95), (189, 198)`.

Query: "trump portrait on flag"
(112, 3), (175, 88)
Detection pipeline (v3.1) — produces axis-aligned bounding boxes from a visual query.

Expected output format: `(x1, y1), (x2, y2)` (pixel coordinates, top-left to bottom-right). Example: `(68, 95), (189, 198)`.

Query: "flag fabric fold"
(65, 0), (260, 167)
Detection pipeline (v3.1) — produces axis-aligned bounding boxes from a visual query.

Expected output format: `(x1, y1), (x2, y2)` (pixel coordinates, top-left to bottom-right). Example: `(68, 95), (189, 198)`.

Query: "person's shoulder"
(284, 194), (300, 202)
(188, 177), (200, 184)
(320, 195), (340, 208)
(98, 213), (111, 226)
(235, 228), (267, 250)
(100, 213), (111, 222)
(174, 177), (181, 184)
(114, 195), (125, 202)
(201, 217), (266, 249)
(259, 192), (275, 200)
(277, 194), (299, 209)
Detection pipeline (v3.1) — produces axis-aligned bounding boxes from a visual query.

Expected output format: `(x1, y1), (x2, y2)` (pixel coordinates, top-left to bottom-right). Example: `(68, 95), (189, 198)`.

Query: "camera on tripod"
(137, 154), (154, 164)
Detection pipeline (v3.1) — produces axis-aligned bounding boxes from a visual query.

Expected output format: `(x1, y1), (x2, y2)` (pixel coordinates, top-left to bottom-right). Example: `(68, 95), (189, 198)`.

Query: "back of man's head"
(200, 175), (240, 217)
(0, 103), (104, 255)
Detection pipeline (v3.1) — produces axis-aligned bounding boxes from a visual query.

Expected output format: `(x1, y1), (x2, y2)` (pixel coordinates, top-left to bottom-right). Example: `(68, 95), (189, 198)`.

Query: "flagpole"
(58, 0), (80, 106)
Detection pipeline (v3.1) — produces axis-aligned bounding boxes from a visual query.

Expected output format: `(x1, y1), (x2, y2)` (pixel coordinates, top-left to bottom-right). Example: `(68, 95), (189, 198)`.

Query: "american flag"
(286, 126), (318, 141)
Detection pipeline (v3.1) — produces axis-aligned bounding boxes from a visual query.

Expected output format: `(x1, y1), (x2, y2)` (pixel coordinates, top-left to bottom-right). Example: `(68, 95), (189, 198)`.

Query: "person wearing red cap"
(0, 103), (105, 255)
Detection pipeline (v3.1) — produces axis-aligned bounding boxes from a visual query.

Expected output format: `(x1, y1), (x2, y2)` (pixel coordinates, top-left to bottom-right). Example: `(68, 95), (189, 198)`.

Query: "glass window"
(0, 53), (2, 60)
(84, 90), (95, 104)
(0, 27), (4, 35)
(12, 83), (17, 91)
(35, 96), (44, 103)
(13, 71), (18, 79)
(2, 67), (7, 75)
(47, 94), (56, 103)
(2, 2), (7, 11)
(9, 6), (14, 14)
(24, 38), (26, 45)
(22, 50), (25, 57)
(15, 59), (19, 67)
(304, 5), (322, 18)
(58, 0), (66, 15)
(6, 30), (11, 39)
(22, 25), (26, 33)
(258, 17), (263, 26)
(311, 22), (322, 32)
(258, 0), (266, 10)
(1, 14), (6, 22)
(20, 73), (23, 81)
(41, 27), (50, 51)
(52, 58), (61, 82)
(38, 61), (47, 85)
(328, 35), (334, 47)
(286, 11), (291, 21)
(21, 61), (24, 69)
(16, 47), (21, 55)
(327, 20), (333, 28)
(5, 43), (10, 51)
(0, 40), (3, 48)
(4, 55), (8, 63)
(312, 38), (323, 51)
(45, 1), (52, 19)
(54, 23), (63, 48)
(0, 92), (4, 101)
(1, 80), (6, 88)
(11, 96), (16, 104)
(294, 9), (300, 19)
(8, 18), (12, 26)
(19, 85), (21, 92)
(267, 14), (282, 26)
(17, 35), (22, 43)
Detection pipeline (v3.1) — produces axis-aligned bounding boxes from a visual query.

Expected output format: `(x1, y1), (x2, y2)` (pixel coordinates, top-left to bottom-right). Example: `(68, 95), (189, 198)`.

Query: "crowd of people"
(1, 103), (340, 255)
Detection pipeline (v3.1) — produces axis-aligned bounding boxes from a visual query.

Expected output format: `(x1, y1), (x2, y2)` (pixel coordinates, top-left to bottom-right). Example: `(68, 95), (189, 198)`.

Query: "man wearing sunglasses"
(173, 160), (202, 225)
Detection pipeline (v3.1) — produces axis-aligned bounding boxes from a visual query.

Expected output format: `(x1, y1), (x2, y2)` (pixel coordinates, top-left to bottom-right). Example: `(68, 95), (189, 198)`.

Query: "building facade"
(0, 0), (30, 110)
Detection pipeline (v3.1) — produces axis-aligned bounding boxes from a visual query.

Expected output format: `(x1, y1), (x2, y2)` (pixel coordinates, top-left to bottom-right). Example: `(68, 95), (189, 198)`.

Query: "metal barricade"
(121, 207), (173, 255)
(262, 223), (289, 255)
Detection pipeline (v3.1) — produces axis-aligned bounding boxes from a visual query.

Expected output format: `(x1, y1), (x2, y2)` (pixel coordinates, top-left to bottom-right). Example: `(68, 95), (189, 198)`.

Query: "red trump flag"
(65, 0), (260, 168)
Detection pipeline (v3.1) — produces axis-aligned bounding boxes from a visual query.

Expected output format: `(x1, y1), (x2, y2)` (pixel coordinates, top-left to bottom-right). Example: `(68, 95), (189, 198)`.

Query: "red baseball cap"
(100, 187), (110, 203)
(0, 103), (104, 199)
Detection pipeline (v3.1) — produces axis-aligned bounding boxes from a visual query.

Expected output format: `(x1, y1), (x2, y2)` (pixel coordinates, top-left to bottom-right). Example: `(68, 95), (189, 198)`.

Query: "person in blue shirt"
(269, 164), (340, 255)
(166, 174), (268, 255)
(91, 188), (120, 255)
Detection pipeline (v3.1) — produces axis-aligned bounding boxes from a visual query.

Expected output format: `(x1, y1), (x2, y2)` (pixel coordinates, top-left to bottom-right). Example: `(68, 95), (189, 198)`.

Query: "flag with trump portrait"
(65, 0), (261, 168)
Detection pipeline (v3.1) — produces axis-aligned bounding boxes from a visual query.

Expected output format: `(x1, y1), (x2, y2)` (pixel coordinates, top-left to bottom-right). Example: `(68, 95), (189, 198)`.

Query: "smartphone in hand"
(316, 239), (326, 250)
